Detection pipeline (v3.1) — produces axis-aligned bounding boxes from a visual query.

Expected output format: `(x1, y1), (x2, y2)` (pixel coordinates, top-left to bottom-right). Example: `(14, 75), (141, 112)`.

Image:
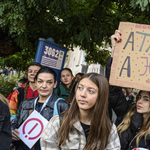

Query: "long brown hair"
(117, 90), (150, 146)
(58, 73), (111, 150)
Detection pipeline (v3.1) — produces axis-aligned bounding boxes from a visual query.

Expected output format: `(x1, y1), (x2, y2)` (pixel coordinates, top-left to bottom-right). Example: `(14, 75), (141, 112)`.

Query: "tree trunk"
(18, 70), (20, 78)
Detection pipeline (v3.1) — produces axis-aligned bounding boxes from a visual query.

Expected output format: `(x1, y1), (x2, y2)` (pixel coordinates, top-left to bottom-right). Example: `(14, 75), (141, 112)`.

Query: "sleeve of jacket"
(105, 56), (113, 81)
(40, 115), (60, 150)
(9, 89), (19, 121)
(130, 111), (143, 136)
(57, 100), (70, 114)
(9, 87), (24, 122)
(106, 56), (130, 125)
(0, 101), (12, 150)
(105, 123), (121, 150)
(11, 100), (24, 130)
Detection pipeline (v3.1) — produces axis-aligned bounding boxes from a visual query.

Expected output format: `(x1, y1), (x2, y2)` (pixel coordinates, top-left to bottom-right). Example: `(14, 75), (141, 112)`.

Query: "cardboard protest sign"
(18, 110), (48, 149)
(109, 22), (150, 91)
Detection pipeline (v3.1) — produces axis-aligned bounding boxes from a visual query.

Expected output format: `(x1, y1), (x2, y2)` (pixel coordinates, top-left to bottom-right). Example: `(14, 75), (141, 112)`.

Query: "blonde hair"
(117, 90), (150, 146)
(0, 93), (9, 107)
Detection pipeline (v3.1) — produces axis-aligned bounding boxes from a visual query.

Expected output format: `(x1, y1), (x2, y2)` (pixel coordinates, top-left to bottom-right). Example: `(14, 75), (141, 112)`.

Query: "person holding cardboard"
(106, 30), (150, 150)
(11, 67), (69, 150)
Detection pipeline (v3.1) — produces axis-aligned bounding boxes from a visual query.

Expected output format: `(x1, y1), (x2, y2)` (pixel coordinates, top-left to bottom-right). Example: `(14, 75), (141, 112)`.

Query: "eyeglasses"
(28, 70), (38, 74)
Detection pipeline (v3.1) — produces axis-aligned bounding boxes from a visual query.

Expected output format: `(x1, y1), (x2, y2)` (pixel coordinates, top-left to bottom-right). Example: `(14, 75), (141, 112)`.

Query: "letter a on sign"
(119, 56), (131, 77)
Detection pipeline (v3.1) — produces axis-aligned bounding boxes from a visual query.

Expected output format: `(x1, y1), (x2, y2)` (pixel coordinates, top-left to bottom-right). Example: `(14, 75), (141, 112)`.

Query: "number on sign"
(44, 46), (60, 58)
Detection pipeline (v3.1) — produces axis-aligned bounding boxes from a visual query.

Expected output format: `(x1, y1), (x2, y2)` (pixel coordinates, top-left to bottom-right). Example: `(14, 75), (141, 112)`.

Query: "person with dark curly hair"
(9, 62), (42, 121)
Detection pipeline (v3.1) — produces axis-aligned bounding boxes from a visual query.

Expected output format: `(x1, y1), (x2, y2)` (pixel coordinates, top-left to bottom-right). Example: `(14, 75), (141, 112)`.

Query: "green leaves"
(130, 0), (150, 11)
(1, 0), (150, 68)
(0, 74), (19, 97)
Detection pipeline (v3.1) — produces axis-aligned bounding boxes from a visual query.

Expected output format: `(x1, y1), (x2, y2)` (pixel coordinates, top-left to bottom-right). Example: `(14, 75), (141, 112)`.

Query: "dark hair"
(58, 73), (111, 150)
(65, 80), (78, 103)
(75, 72), (84, 77)
(34, 67), (57, 82)
(18, 78), (28, 84)
(60, 68), (73, 77)
(24, 62), (42, 100)
(27, 62), (42, 69)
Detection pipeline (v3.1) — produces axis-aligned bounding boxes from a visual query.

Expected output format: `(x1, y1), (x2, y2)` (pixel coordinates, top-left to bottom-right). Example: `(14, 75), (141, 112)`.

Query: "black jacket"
(12, 93), (70, 149)
(12, 93), (69, 129)
(106, 56), (132, 126)
(105, 56), (150, 150)
(17, 87), (24, 109)
(119, 112), (150, 150)
(0, 100), (12, 150)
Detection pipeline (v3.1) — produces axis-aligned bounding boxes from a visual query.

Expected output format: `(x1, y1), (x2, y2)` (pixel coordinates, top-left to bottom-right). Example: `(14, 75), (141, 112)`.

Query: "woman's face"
(28, 65), (41, 82)
(60, 70), (74, 87)
(35, 73), (57, 98)
(137, 91), (150, 115)
(76, 78), (98, 113)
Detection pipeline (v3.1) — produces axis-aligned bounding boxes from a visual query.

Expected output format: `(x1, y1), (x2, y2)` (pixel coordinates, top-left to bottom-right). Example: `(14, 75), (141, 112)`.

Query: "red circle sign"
(22, 118), (44, 140)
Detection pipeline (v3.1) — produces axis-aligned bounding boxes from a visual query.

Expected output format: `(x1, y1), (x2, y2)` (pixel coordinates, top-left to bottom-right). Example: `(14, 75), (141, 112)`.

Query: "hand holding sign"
(109, 22), (150, 91)
(12, 129), (20, 141)
(110, 30), (122, 57)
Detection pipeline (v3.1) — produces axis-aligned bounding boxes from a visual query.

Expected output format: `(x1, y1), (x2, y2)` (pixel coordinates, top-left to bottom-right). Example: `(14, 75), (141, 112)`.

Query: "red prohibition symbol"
(22, 118), (44, 140)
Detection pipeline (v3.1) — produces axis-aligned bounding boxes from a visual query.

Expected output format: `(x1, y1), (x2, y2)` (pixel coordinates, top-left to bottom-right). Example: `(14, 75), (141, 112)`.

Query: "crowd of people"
(0, 30), (149, 150)
(0, 67), (17, 76)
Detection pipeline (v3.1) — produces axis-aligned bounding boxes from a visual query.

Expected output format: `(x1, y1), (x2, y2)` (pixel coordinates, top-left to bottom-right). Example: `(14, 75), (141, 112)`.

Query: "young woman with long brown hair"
(41, 73), (120, 150)
(106, 30), (150, 150)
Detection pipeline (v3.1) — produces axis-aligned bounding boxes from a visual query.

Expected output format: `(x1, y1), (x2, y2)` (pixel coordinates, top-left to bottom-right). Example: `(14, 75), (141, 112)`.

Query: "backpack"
(53, 98), (65, 116)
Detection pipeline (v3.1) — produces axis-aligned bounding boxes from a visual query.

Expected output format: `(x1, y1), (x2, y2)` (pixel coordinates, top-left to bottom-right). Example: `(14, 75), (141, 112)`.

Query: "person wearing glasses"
(9, 62), (42, 121)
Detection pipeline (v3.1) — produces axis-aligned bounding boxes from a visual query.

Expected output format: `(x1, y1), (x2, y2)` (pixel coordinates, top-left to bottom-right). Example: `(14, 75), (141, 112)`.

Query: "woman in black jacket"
(107, 30), (150, 150)
(12, 67), (69, 150)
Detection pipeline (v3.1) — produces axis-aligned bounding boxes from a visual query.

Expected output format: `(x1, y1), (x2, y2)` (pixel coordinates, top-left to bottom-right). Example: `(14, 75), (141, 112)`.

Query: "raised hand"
(111, 30), (122, 57)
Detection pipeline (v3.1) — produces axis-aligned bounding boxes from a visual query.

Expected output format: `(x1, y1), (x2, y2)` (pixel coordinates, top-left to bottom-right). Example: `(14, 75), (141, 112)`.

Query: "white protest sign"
(18, 110), (48, 149)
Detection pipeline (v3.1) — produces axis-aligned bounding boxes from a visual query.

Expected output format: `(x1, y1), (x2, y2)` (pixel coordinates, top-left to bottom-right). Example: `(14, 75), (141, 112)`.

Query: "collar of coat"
(22, 93), (59, 110)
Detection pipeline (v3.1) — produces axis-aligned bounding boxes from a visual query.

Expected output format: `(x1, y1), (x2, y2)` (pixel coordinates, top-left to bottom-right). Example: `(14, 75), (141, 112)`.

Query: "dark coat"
(105, 56), (150, 150)
(12, 93), (70, 149)
(119, 112), (150, 150)
(0, 100), (12, 150)
(17, 87), (24, 109)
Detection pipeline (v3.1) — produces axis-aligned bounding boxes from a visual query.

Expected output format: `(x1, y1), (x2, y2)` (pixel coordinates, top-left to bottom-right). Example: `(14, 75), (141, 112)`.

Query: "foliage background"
(0, 0), (150, 70)
(0, 73), (23, 97)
